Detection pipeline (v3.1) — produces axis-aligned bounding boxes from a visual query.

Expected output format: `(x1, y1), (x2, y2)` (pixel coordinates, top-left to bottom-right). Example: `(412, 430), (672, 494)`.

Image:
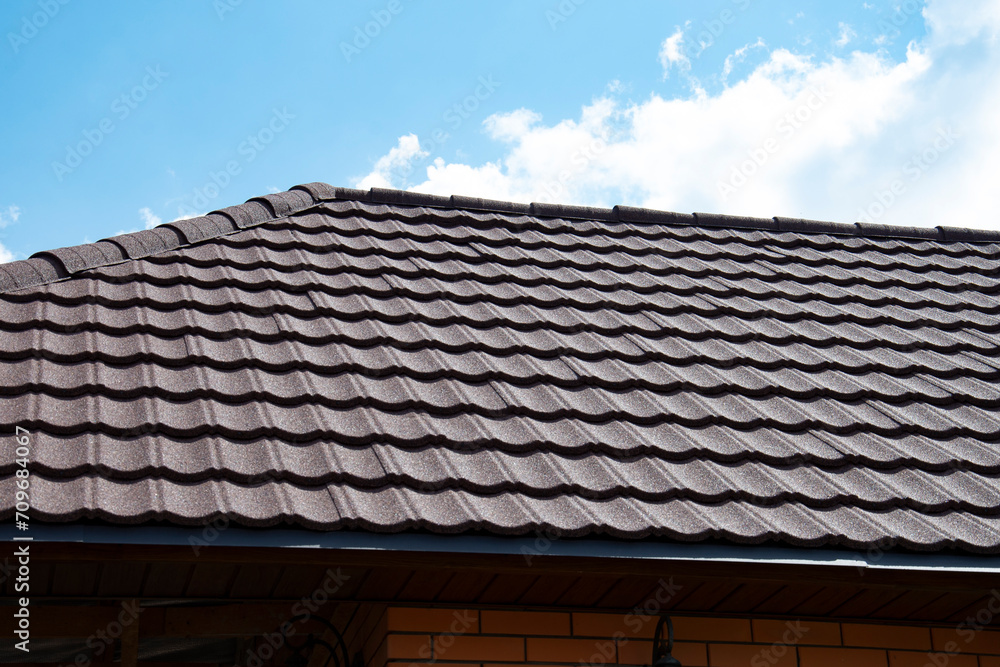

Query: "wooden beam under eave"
(24, 542), (1000, 593)
(0, 603), (307, 638)
(120, 600), (139, 667)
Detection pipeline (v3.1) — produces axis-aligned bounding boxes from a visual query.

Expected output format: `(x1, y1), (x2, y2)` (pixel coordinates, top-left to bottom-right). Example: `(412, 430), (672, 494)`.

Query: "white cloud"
(139, 207), (162, 230)
(357, 0), (1000, 231)
(923, 0), (1000, 46)
(0, 205), (21, 229)
(835, 22), (856, 47)
(658, 26), (690, 78)
(355, 133), (429, 190)
(607, 79), (626, 94)
(170, 211), (205, 222)
(485, 108), (542, 142)
(722, 38), (767, 83)
(1, 205), (22, 263)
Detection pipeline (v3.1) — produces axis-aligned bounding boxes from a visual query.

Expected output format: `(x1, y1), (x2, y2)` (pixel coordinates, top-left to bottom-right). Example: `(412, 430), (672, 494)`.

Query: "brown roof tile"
(2, 184), (1000, 552)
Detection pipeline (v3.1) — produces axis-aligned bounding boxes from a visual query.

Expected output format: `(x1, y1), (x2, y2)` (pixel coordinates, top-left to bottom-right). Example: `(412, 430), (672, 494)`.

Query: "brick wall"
(350, 606), (1000, 667)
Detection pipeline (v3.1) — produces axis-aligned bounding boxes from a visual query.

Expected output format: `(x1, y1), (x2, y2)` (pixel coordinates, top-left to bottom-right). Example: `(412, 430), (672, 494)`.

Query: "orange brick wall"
(353, 606), (1000, 667)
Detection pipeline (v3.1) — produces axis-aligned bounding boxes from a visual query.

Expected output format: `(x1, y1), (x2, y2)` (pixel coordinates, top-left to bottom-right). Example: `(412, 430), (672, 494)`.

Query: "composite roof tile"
(1, 183), (999, 554)
(248, 189), (315, 218)
(212, 200), (275, 229)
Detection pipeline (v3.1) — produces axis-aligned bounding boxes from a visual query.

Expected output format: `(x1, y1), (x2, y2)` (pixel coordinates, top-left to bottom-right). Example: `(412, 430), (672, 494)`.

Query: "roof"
(2, 183), (1000, 555)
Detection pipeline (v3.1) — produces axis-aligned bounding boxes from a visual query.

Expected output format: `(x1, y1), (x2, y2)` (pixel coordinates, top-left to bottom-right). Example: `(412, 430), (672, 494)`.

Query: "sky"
(1, 0), (999, 263)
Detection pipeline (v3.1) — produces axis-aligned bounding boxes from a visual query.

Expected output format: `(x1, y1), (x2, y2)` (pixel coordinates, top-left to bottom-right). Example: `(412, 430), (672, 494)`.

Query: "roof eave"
(8, 523), (1000, 576)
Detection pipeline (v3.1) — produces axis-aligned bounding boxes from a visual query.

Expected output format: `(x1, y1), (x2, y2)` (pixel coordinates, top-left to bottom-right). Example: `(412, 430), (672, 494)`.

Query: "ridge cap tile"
(450, 193), (530, 214)
(102, 229), (161, 260)
(248, 190), (314, 218)
(92, 240), (128, 264)
(939, 225), (1000, 243)
(164, 213), (238, 245)
(614, 205), (695, 226)
(290, 182), (339, 201)
(0, 256), (63, 292)
(212, 200), (274, 229)
(2, 183), (998, 297)
(695, 211), (778, 230)
(369, 187), (451, 208)
(854, 222), (942, 240)
(529, 201), (617, 221)
(148, 226), (185, 250)
(331, 186), (370, 201)
(773, 216), (854, 235)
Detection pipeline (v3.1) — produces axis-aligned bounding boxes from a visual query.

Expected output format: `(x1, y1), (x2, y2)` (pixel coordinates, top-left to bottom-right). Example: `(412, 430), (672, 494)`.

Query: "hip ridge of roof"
(1, 182), (997, 294)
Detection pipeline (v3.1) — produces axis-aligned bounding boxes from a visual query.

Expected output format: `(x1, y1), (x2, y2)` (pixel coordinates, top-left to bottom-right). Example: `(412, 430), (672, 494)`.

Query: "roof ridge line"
(341, 185), (1000, 243)
(1, 182), (998, 294)
(0, 187), (322, 294)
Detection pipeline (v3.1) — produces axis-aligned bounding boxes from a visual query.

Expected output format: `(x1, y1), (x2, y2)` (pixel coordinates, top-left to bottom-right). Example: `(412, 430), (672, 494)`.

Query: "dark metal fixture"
(280, 613), (362, 667)
(651, 615), (682, 667)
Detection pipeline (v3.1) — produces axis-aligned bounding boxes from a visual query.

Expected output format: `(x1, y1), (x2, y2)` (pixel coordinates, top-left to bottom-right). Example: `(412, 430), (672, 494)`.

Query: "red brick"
(481, 610), (570, 636)
(386, 607), (479, 633)
(754, 619), (842, 646)
(800, 646), (889, 667)
(573, 611), (656, 639)
(889, 651), (977, 667)
(844, 624), (932, 650)
(709, 643), (797, 667)
(433, 635), (524, 661)
(527, 637), (616, 662)
(674, 616), (753, 642)
(385, 634), (432, 660)
(619, 640), (708, 667)
(932, 629), (1000, 655)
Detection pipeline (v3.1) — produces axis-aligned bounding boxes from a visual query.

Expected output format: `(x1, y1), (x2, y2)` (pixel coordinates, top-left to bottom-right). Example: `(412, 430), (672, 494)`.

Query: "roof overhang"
(8, 523), (1000, 578)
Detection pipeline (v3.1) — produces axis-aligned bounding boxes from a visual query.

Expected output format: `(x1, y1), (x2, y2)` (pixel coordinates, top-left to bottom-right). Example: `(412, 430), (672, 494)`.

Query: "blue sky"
(1, 0), (997, 262)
